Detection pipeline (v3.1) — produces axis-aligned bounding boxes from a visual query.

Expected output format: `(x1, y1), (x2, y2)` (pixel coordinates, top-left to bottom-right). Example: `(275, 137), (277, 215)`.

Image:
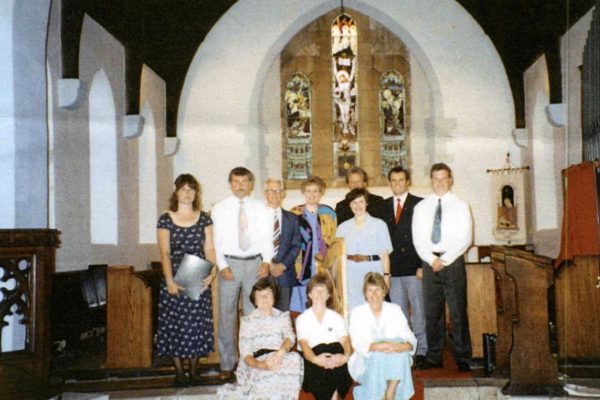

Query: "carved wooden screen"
(379, 70), (407, 175)
(284, 72), (313, 180)
(583, 3), (600, 161)
(332, 13), (358, 178)
(0, 229), (60, 398)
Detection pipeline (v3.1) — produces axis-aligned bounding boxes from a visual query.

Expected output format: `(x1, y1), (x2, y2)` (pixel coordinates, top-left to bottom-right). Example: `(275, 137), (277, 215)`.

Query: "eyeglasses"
(264, 189), (283, 194)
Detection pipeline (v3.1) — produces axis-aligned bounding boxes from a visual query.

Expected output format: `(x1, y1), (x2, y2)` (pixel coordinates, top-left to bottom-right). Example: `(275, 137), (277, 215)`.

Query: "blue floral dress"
(155, 212), (214, 358)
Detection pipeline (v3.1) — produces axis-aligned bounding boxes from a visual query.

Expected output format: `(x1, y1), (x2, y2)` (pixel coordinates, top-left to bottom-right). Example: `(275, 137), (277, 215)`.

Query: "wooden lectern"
(491, 246), (564, 396)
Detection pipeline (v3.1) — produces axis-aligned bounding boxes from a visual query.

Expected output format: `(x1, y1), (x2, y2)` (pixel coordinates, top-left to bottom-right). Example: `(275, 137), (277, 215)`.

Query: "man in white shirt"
(212, 167), (274, 377)
(412, 163), (473, 372)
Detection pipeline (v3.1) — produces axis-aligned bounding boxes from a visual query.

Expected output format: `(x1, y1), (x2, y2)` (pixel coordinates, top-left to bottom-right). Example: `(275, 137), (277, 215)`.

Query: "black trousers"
(422, 257), (472, 364)
(302, 342), (353, 400)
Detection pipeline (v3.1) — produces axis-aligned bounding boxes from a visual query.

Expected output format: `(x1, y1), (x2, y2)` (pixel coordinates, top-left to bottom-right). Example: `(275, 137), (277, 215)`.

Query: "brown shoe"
(218, 370), (234, 380)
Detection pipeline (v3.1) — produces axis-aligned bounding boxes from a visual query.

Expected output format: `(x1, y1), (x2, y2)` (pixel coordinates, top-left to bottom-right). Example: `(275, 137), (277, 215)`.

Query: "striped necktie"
(273, 212), (281, 257)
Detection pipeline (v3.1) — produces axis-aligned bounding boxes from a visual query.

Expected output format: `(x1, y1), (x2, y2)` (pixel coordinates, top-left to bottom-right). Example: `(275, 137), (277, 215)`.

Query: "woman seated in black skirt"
(295, 273), (353, 400)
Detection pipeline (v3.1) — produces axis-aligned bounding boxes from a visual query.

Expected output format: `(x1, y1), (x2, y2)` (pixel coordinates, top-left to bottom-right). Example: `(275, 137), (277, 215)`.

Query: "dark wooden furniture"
(491, 245), (564, 396)
(105, 266), (161, 368)
(0, 229), (60, 399)
(489, 247), (513, 376)
(105, 264), (222, 369)
(555, 255), (600, 360)
(50, 266), (107, 370)
(465, 262), (497, 359)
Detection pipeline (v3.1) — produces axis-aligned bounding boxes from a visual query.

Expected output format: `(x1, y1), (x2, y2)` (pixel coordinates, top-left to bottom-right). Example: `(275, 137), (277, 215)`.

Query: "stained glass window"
(380, 70), (407, 175)
(332, 13), (358, 178)
(284, 72), (312, 180)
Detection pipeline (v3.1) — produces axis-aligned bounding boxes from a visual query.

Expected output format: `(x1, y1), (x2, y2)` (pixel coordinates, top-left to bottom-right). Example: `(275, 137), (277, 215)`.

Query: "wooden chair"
(319, 238), (349, 319)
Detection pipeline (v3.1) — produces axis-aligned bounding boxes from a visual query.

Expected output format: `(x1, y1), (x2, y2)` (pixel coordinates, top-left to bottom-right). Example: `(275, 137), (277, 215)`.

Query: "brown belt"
(347, 254), (381, 262)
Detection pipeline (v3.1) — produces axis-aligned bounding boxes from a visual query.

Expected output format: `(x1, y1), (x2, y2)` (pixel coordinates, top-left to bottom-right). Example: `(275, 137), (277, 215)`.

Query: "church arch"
(178, 0), (513, 207)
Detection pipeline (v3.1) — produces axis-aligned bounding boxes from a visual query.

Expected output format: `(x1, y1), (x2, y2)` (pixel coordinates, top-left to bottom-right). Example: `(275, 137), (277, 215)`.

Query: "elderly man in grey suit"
(263, 179), (302, 311)
(212, 167), (273, 378)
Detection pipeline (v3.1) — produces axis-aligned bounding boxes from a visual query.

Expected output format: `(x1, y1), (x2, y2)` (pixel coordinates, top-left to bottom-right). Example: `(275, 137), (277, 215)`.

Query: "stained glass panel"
(284, 73), (312, 180)
(380, 70), (407, 175)
(332, 13), (358, 178)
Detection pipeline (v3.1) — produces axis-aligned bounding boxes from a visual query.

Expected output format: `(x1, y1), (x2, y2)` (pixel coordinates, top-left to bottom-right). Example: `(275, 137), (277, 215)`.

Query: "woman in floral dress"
(217, 278), (303, 399)
(156, 173), (216, 387)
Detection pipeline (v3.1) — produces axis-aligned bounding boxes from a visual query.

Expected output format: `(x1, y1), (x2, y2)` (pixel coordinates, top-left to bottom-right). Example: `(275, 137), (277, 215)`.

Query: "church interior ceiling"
(60, 0), (596, 134)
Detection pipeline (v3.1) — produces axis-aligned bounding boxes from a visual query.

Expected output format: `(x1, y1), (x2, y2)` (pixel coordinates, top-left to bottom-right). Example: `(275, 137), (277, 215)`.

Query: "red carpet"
(298, 352), (472, 400)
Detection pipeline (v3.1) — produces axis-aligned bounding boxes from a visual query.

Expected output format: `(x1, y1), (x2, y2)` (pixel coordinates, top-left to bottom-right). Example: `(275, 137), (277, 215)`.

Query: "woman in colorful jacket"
(289, 175), (337, 312)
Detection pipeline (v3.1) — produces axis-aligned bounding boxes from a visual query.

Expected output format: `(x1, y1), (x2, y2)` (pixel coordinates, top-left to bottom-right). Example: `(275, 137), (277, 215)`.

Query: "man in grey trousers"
(211, 167), (273, 378)
(373, 166), (428, 369)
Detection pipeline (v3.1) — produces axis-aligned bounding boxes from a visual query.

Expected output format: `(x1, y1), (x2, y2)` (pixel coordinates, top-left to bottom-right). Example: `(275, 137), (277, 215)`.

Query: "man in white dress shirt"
(212, 167), (273, 377)
(412, 163), (473, 372)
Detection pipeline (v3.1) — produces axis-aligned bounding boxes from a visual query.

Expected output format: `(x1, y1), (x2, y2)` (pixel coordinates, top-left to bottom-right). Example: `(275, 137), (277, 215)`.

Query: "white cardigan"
(348, 301), (417, 379)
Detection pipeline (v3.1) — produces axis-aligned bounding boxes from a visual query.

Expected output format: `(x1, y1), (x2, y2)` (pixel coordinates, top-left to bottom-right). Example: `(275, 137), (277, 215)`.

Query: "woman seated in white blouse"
(348, 272), (417, 400)
(295, 273), (353, 400)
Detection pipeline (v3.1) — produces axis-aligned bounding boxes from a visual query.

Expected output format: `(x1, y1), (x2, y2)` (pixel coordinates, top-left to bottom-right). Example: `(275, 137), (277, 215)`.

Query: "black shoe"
(414, 355), (427, 369)
(175, 372), (188, 387)
(417, 358), (443, 370)
(457, 361), (471, 372)
(188, 373), (202, 386)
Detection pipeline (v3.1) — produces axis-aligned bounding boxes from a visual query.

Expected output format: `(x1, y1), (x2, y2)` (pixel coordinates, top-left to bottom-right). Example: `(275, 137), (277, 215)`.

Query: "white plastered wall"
(178, 0), (517, 247)
(562, 8), (594, 165)
(47, 12), (172, 271)
(520, 7), (595, 257)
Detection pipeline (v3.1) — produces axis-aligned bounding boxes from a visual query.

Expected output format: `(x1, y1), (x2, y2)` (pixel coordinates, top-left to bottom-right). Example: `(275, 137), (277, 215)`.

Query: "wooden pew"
(105, 265), (220, 369)
(555, 255), (600, 360)
(105, 266), (159, 368)
(465, 262), (497, 359)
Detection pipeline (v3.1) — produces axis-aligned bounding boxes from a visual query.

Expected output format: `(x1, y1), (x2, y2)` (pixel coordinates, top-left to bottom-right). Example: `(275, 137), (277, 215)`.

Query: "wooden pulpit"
(0, 229), (61, 400)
